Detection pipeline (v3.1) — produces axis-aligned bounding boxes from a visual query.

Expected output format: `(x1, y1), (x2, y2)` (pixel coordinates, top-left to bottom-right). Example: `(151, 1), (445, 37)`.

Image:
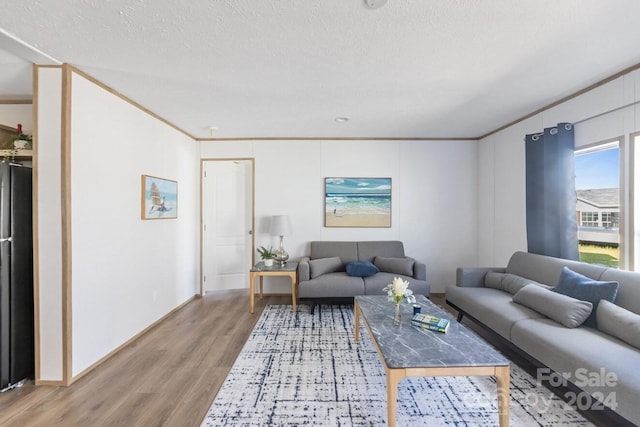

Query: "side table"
(249, 261), (299, 314)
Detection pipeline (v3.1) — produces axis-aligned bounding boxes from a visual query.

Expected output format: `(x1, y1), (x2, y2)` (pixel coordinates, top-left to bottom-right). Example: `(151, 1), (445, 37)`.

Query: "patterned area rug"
(201, 304), (593, 426)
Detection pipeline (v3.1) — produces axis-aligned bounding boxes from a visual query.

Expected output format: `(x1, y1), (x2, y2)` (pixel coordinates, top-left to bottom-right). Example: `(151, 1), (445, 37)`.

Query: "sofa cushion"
(374, 256), (414, 276)
(511, 317), (640, 423)
(309, 257), (343, 279)
(357, 241), (405, 262)
(447, 285), (545, 339)
(298, 272), (365, 298)
(484, 272), (546, 295)
(597, 299), (640, 349)
(598, 268), (640, 315)
(513, 284), (592, 328)
(553, 267), (619, 328)
(364, 272), (430, 297)
(346, 261), (379, 277)
(506, 250), (608, 287)
(310, 241), (358, 265)
(484, 271), (504, 289)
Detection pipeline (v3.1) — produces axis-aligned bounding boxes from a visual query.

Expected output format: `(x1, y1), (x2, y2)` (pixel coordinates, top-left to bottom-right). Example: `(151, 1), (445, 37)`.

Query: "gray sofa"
(297, 241), (430, 302)
(447, 251), (640, 425)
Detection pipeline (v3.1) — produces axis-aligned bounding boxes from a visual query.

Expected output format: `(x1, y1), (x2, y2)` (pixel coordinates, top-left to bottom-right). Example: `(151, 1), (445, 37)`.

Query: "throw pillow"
(596, 300), (640, 350)
(484, 271), (505, 290)
(513, 284), (593, 328)
(502, 274), (544, 295)
(373, 256), (414, 277)
(309, 257), (343, 279)
(484, 272), (545, 295)
(346, 261), (379, 277)
(553, 267), (619, 328)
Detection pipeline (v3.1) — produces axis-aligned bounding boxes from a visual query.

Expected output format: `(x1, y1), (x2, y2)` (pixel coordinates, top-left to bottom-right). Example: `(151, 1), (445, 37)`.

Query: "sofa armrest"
(412, 259), (427, 280)
(298, 256), (311, 282)
(455, 267), (505, 287)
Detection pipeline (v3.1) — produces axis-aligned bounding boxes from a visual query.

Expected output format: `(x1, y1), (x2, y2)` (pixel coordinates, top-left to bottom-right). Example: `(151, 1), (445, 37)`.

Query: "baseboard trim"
(65, 294), (198, 386)
(34, 379), (66, 386)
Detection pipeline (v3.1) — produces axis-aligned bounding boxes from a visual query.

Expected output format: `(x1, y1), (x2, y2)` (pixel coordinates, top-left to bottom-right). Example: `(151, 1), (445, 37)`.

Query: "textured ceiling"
(1, 0), (640, 139)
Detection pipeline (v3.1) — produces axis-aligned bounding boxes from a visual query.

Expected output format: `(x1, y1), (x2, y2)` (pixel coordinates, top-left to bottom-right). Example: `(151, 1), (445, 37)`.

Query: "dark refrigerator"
(0, 163), (33, 391)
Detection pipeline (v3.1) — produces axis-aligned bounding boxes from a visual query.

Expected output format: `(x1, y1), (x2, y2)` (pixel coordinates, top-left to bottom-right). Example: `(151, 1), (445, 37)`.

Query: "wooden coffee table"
(354, 295), (510, 427)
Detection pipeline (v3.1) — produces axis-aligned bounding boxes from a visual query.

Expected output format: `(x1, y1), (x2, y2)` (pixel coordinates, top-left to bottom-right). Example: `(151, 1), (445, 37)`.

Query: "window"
(580, 212), (599, 227)
(575, 140), (620, 268)
(602, 212), (619, 229)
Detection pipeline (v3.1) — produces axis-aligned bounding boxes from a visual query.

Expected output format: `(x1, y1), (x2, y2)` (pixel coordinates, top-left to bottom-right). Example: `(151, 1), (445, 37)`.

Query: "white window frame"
(575, 137), (624, 268)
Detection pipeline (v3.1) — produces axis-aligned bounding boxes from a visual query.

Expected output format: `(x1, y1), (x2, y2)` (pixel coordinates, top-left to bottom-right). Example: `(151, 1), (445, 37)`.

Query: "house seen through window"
(575, 140), (620, 268)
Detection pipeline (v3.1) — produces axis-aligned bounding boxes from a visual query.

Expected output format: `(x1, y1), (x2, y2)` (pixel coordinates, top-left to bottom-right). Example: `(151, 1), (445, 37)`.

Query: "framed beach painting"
(324, 177), (391, 228)
(141, 175), (178, 220)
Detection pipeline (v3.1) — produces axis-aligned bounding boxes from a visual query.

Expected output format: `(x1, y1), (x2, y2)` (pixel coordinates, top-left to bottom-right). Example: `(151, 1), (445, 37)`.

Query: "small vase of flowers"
(383, 277), (416, 326)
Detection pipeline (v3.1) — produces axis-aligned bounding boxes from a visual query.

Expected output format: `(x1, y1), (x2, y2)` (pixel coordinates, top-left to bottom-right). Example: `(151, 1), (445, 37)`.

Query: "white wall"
(0, 103), (32, 132)
(69, 72), (200, 376)
(36, 67), (64, 381)
(478, 68), (640, 268)
(36, 68), (200, 381)
(201, 139), (478, 293)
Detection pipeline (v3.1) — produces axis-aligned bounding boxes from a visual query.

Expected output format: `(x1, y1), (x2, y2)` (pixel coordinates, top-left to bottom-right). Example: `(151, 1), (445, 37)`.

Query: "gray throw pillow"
(596, 300), (640, 350)
(484, 271), (505, 290)
(373, 256), (414, 277)
(484, 272), (544, 295)
(309, 257), (343, 279)
(502, 274), (544, 295)
(513, 284), (593, 328)
(553, 267), (619, 328)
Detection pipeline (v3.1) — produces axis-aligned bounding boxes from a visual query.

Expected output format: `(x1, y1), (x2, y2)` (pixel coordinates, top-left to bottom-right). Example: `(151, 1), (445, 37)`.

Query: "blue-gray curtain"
(525, 123), (579, 260)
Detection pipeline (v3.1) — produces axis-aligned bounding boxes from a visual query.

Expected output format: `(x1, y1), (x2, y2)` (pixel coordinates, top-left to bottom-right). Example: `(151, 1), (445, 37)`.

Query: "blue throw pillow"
(553, 267), (618, 328)
(346, 261), (379, 277)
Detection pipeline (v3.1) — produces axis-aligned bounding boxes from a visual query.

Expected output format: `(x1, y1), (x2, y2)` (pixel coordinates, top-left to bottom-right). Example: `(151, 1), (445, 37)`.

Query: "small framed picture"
(324, 177), (391, 227)
(141, 175), (178, 220)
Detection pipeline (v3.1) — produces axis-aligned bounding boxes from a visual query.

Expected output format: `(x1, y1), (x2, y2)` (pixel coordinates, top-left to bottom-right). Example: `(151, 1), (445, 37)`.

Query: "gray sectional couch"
(447, 251), (640, 425)
(297, 241), (430, 302)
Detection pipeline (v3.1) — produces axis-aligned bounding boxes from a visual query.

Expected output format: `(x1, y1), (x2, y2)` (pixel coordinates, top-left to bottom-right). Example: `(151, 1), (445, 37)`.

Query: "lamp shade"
(270, 215), (292, 236)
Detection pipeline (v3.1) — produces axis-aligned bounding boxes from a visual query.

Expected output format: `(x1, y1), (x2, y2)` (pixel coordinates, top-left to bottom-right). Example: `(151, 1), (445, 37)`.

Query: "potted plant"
(257, 245), (276, 267)
(12, 124), (32, 150)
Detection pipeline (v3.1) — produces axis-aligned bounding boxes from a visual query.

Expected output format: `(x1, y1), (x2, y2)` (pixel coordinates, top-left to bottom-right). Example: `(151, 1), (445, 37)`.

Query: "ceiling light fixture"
(364, 0), (388, 9)
(334, 117), (350, 123)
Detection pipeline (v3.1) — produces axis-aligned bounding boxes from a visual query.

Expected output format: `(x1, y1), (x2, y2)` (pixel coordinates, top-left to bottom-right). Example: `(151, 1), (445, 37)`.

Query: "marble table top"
(355, 295), (509, 369)
(251, 261), (298, 272)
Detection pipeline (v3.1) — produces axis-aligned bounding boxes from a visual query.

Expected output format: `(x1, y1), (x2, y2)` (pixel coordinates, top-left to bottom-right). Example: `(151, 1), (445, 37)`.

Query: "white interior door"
(202, 160), (253, 292)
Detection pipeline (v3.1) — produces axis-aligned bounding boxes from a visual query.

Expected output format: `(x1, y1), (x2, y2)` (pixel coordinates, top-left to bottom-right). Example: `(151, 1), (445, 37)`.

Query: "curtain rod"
(525, 101), (638, 141)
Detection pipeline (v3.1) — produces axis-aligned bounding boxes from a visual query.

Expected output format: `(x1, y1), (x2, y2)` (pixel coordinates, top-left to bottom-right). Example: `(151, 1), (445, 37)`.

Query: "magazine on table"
(411, 313), (450, 333)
